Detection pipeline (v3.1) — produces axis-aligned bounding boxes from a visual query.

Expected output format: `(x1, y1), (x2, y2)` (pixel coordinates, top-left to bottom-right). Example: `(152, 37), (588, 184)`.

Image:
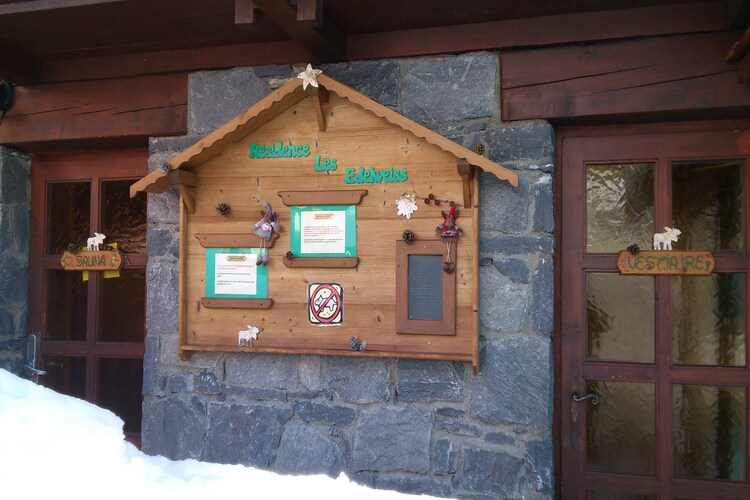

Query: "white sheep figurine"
(238, 325), (260, 347)
(87, 232), (106, 251)
(653, 227), (681, 250)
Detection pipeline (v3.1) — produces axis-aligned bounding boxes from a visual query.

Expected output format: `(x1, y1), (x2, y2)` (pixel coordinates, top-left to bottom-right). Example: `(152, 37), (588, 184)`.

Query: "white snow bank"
(0, 369), (438, 499)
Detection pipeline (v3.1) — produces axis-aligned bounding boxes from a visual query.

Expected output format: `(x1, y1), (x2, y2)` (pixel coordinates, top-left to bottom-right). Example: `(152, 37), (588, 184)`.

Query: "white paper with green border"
(205, 248), (267, 298)
(290, 205), (356, 257)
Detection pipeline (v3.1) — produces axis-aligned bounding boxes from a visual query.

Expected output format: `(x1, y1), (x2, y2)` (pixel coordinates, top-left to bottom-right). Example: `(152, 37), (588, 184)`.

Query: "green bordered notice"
(205, 248), (268, 298)
(290, 205), (356, 257)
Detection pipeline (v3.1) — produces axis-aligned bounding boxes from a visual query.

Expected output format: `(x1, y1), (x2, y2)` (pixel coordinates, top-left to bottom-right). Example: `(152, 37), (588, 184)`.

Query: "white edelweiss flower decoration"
(297, 63), (323, 90)
(396, 193), (419, 219)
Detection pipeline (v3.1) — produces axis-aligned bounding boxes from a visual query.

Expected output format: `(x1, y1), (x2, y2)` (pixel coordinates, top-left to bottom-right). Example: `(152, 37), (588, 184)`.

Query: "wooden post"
(457, 159), (473, 209)
(307, 85), (329, 131)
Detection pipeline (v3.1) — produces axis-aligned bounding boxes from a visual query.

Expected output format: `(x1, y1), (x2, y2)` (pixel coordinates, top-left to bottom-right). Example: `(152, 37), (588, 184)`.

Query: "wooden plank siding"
(0, 73), (187, 150)
(501, 32), (750, 122)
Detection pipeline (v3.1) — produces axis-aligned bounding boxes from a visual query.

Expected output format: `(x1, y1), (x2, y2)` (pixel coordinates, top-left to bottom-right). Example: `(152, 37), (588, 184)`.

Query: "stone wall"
(0, 146), (30, 374)
(142, 53), (554, 499)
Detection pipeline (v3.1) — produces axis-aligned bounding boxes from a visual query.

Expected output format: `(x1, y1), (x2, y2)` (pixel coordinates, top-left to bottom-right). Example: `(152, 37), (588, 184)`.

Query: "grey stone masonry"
(0, 147), (30, 375)
(143, 53), (554, 499)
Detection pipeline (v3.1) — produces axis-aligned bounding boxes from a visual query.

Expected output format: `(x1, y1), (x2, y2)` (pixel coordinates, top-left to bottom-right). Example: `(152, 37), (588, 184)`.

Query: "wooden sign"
(617, 250), (715, 275)
(61, 250), (123, 271)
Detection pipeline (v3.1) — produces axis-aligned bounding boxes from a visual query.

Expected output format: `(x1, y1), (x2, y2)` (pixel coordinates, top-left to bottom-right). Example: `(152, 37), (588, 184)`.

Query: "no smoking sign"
(307, 283), (343, 325)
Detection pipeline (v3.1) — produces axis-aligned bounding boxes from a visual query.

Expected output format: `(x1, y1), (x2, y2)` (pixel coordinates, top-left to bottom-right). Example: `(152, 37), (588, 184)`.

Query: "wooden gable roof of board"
(130, 69), (518, 211)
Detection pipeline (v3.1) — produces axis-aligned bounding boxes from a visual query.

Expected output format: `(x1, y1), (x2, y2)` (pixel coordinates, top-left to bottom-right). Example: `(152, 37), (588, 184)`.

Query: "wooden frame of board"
(131, 72), (518, 371)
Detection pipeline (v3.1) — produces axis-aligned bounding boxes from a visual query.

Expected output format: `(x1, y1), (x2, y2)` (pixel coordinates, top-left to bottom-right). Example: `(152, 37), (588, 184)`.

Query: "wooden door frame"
(554, 120), (750, 498)
(29, 149), (148, 403)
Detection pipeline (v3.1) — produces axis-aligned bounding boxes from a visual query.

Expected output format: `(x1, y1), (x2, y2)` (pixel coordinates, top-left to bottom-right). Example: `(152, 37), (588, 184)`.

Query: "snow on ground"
(0, 369), (438, 499)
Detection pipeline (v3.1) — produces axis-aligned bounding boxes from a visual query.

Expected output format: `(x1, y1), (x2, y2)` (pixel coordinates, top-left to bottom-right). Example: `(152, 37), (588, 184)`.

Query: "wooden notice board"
(131, 72), (518, 371)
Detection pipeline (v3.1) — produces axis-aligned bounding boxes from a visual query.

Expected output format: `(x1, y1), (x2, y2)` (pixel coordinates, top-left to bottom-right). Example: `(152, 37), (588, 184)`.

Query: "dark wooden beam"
(235, 0), (255, 25)
(739, 51), (750, 82)
(726, 0), (750, 29)
(501, 32), (750, 121)
(346, 1), (724, 60)
(251, 0), (344, 61)
(0, 73), (187, 150)
(0, 0), (127, 15)
(0, 42), (41, 84)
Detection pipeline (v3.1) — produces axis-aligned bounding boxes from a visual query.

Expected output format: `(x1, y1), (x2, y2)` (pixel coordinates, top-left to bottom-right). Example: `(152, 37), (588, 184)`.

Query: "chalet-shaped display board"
(131, 68), (518, 371)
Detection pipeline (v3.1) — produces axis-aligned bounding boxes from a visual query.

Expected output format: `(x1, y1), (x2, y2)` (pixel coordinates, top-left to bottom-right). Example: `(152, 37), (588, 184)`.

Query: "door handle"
(23, 333), (46, 379)
(571, 391), (600, 405)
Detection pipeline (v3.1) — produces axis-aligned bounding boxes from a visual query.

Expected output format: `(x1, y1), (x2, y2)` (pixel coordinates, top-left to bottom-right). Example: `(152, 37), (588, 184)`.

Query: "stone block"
(353, 406), (431, 473)
(374, 475), (452, 498)
(167, 374), (191, 393)
(293, 401), (356, 425)
(225, 353), (298, 390)
(435, 407), (465, 418)
(325, 357), (390, 403)
(193, 370), (222, 394)
(146, 226), (178, 258)
(470, 337), (551, 429)
(298, 355), (323, 391)
(403, 53), (497, 124)
(0, 308), (14, 338)
(0, 351), (23, 374)
(484, 431), (516, 446)
(274, 421), (345, 477)
(204, 402), (280, 467)
(225, 386), (287, 402)
(145, 260), (178, 334)
(322, 61), (400, 107)
(253, 64), (293, 78)
(395, 359), (463, 402)
(142, 396), (206, 460)
(532, 257), (554, 334)
(479, 170), (532, 234)
(0, 204), (29, 254)
(533, 174), (554, 234)
(483, 121), (554, 168)
(435, 415), (481, 437)
(461, 448), (523, 495)
(0, 149), (30, 204)
(489, 257), (531, 284)
(147, 191), (179, 225)
(142, 334), (160, 396)
(524, 438), (554, 495)
(148, 135), (203, 154)
(434, 439), (458, 475)
(188, 68), (271, 134)
(0, 253), (27, 305)
(479, 266), (529, 333)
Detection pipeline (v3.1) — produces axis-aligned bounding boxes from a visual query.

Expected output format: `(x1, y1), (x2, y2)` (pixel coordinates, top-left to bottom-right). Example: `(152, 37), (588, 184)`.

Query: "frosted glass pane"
(587, 493), (655, 500)
(587, 273), (654, 363)
(98, 358), (143, 434)
(101, 179), (146, 254)
(587, 381), (656, 476)
(47, 182), (90, 255)
(587, 164), (654, 253)
(673, 384), (746, 481)
(43, 356), (86, 399)
(672, 160), (744, 251)
(45, 270), (87, 341)
(673, 274), (746, 366)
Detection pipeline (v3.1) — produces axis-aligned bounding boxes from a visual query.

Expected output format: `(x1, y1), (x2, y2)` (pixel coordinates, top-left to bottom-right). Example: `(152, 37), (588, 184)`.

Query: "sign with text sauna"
(129, 69), (520, 372)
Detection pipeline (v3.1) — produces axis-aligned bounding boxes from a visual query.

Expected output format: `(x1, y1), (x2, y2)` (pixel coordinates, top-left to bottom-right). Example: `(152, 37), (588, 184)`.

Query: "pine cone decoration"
(350, 337), (360, 351)
(215, 203), (230, 216)
(627, 244), (640, 255)
(402, 229), (415, 244)
(285, 251), (294, 260)
(474, 144), (486, 156)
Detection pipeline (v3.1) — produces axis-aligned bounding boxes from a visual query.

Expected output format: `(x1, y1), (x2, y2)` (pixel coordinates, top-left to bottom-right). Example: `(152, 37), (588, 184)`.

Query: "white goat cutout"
(87, 232), (106, 251)
(653, 227), (681, 250)
(238, 325), (260, 346)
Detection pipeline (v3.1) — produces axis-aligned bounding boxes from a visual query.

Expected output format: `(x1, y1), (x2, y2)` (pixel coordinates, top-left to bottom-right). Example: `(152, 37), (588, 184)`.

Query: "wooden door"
(29, 150), (148, 445)
(559, 128), (750, 498)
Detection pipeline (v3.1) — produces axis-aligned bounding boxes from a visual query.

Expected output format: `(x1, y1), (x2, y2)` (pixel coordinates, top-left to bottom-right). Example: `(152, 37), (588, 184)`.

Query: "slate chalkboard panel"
(408, 255), (443, 320)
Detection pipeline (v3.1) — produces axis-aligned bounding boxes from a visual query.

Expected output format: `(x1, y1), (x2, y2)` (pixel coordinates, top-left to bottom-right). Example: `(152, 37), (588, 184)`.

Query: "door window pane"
(587, 273), (655, 363)
(97, 358), (143, 434)
(101, 179), (146, 254)
(47, 182), (90, 255)
(43, 356), (86, 399)
(586, 163), (654, 253)
(45, 270), (87, 341)
(673, 274), (746, 366)
(98, 269), (145, 342)
(673, 384), (746, 481)
(672, 160), (744, 251)
(586, 380), (656, 476)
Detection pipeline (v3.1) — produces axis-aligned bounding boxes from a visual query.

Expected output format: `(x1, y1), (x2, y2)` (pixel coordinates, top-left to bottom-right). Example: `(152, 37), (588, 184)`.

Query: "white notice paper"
(214, 253), (257, 295)
(300, 210), (346, 254)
